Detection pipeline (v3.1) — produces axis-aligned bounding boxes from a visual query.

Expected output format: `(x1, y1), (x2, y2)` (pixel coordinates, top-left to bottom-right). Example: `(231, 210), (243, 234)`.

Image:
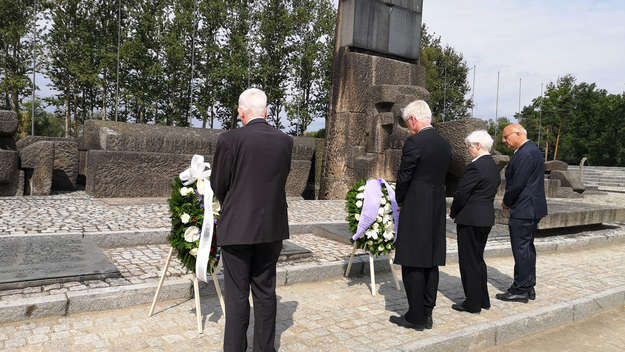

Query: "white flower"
(354, 213), (360, 221)
(356, 192), (365, 199)
(358, 185), (365, 191)
(380, 197), (386, 205)
(383, 214), (391, 223)
(356, 200), (363, 208)
(184, 226), (200, 242)
(378, 207), (384, 216)
(384, 203), (392, 214)
(372, 222), (379, 230)
(383, 231), (394, 240)
(189, 248), (198, 257)
(180, 213), (191, 224)
(365, 229), (378, 240)
(376, 216), (382, 223)
(385, 222), (394, 232)
(196, 178), (207, 195)
(180, 187), (193, 196)
(378, 245), (385, 251)
(367, 240), (373, 246)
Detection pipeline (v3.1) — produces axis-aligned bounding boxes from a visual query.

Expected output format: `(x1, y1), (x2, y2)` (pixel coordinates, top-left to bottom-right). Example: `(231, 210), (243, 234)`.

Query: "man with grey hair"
(449, 130), (500, 313)
(496, 123), (546, 303)
(390, 100), (451, 330)
(211, 88), (293, 351)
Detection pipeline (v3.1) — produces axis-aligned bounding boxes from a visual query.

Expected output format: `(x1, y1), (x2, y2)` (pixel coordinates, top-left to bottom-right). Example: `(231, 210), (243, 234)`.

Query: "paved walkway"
(485, 307), (625, 352)
(2, 242), (624, 351)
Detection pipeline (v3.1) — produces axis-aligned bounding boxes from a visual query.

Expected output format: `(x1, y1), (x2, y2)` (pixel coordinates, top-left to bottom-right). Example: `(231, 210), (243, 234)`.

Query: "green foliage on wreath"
(168, 177), (220, 274)
(345, 178), (396, 256)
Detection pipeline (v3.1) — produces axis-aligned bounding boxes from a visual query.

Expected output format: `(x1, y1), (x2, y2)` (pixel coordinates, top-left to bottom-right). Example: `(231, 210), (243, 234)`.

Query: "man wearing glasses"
(496, 124), (547, 303)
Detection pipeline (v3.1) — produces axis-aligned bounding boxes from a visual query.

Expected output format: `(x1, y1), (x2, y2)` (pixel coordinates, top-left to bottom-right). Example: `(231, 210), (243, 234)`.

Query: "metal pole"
(495, 71), (500, 141)
(443, 65), (447, 121)
(538, 82), (543, 147)
(115, 0), (121, 122)
(188, 0), (199, 126)
(31, 0), (37, 136)
(471, 64), (476, 117)
(518, 77), (522, 114)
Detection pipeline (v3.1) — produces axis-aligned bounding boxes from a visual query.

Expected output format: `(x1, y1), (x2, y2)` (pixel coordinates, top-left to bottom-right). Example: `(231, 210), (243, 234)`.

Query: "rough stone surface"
(545, 160), (568, 172)
(0, 110), (18, 137)
(0, 150), (19, 196)
(51, 141), (79, 190)
(320, 48), (427, 199)
(86, 150), (194, 198)
(15, 136), (78, 151)
(19, 141), (54, 195)
(286, 160), (313, 198)
(550, 170), (585, 193)
(0, 294), (66, 323)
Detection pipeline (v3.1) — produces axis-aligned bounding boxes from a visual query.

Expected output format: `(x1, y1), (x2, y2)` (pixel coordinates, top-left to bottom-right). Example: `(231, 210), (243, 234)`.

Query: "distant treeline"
(1, 0), (336, 137)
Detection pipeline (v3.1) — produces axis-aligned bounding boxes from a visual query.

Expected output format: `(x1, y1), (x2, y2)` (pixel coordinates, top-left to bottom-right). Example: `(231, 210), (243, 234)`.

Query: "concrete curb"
(2, 231), (624, 325)
(393, 285), (625, 352)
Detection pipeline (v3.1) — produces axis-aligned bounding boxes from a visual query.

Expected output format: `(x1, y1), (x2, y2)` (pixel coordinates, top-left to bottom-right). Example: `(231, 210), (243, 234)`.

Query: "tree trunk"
(544, 141), (549, 162)
(102, 84), (107, 120)
(73, 91), (79, 136)
(210, 103), (214, 129)
(65, 95), (71, 138)
(553, 120), (562, 160)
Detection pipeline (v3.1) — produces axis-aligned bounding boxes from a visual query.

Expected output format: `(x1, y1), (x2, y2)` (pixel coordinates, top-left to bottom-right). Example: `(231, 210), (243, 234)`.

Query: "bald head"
(502, 123), (528, 150)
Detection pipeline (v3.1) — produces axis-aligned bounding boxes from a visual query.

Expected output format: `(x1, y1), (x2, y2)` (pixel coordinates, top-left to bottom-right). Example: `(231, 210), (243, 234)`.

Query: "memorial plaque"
(279, 241), (313, 261)
(0, 236), (121, 290)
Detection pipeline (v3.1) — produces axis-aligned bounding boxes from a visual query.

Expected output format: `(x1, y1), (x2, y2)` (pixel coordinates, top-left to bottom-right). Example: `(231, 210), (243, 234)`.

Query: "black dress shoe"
(529, 287), (536, 300)
(389, 315), (424, 331)
(451, 303), (480, 313)
(425, 315), (433, 329)
(495, 291), (529, 303)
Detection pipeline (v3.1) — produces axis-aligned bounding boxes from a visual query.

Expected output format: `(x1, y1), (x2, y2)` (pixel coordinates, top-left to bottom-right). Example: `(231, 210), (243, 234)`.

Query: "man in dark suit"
(210, 88), (293, 352)
(496, 123), (547, 303)
(449, 130), (501, 313)
(390, 100), (451, 331)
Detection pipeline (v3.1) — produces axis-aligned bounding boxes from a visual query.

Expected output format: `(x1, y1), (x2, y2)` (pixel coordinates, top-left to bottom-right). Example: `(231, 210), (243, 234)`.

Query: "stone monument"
(0, 110), (22, 196)
(320, 0), (428, 199)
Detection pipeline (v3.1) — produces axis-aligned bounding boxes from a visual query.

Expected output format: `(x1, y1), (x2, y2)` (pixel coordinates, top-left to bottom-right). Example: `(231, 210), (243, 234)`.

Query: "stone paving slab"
(0, 242), (624, 351)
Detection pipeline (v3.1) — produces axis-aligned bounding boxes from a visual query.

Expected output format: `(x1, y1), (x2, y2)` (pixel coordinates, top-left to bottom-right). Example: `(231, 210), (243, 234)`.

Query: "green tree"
(419, 25), (473, 122)
(18, 100), (65, 139)
(487, 117), (512, 155)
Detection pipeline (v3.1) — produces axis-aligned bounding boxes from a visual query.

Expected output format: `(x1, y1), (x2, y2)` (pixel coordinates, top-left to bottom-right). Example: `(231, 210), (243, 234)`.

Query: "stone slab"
(0, 236), (121, 290)
(0, 294), (67, 324)
(280, 240), (312, 261)
(0, 110), (18, 136)
(66, 278), (192, 314)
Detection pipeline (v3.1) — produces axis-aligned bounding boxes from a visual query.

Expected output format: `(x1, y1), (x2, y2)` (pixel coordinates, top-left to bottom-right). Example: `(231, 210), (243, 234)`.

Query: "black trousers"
(401, 266), (439, 325)
(221, 241), (282, 352)
(457, 224), (491, 312)
(508, 218), (537, 293)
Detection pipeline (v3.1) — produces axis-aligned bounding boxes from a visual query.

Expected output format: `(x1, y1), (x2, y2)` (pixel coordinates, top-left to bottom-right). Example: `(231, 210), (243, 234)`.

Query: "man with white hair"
(390, 100), (451, 331)
(449, 130), (501, 313)
(211, 88), (293, 351)
(496, 123), (547, 303)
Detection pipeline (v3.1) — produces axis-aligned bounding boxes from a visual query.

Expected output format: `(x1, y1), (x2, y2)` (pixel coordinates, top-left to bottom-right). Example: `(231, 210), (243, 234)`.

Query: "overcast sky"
(306, 0), (625, 131)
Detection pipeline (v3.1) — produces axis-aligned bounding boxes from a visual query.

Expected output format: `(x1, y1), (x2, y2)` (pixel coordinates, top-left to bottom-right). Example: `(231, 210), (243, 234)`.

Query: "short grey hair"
(238, 88), (267, 116)
(402, 100), (432, 123)
(465, 130), (494, 152)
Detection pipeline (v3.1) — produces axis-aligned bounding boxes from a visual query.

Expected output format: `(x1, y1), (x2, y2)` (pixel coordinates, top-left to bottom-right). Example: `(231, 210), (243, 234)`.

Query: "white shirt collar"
(472, 152), (490, 163)
(418, 125), (433, 133)
(246, 116), (266, 124)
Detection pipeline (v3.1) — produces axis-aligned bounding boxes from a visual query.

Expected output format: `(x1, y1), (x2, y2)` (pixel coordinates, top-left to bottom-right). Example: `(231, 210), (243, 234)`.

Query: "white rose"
(189, 248), (198, 257)
(180, 187), (193, 196)
(356, 200), (363, 208)
(354, 213), (360, 221)
(358, 185), (365, 191)
(378, 245), (384, 251)
(372, 222), (379, 230)
(384, 203), (392, 214)
(383, 215), (390, 223)
(180, 213), (191, 224)
(376, 216), (382, 223)
(383, 231), (394, 240)
(184, 226), (200, 242)
(385, 223), (394, 232)
(196, 178), (206, 195)
(378, 207), (384, 216)
(367, 240), (373, 246)
(356, 192), (365, 199)
(380, 197), (386, 205)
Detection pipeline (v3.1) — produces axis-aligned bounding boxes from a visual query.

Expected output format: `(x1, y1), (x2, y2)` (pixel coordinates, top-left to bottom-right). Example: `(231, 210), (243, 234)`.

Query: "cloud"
(422, 0), (625, 121)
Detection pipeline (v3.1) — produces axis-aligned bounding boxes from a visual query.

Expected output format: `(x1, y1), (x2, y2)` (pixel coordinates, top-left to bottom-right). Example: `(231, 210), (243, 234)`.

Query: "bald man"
(496, 124), (547, 303)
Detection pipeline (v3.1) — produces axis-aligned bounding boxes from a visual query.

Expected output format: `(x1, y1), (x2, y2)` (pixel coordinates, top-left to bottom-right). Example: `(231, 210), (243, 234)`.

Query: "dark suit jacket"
(210, 118), (293, 246)
(394, 128), (452, 268)
(503, 141), (547, 220)
(450, 154), (501, 227)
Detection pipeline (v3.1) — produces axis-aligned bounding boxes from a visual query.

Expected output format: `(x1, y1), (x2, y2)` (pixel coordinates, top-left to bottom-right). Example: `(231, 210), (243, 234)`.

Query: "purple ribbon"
(352, 179), (399, 242)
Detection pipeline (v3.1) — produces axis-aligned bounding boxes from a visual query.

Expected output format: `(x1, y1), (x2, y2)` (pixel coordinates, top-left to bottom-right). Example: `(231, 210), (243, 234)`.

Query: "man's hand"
(501, 201), (510, 210)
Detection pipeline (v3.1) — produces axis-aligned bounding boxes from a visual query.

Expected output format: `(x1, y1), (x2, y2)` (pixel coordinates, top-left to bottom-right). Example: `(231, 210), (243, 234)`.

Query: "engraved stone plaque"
(279, 241), (313, 261)
(0, 236), (121, 290)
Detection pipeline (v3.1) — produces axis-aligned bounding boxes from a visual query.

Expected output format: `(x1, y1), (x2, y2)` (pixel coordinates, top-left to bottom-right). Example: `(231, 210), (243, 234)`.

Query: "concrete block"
(593, 286), (625, 310)
(0, 294), (67, 324)
(495, 303), (572, 345)
(86, 230), (169, 248)
(67, 279), (191, 314)
(571, 296), (601, 321)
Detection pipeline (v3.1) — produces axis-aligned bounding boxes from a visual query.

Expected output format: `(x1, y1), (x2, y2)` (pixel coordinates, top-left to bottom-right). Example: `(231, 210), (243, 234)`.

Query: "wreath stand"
(148, 247), (225, 333)
(344, 242), (401, 296)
